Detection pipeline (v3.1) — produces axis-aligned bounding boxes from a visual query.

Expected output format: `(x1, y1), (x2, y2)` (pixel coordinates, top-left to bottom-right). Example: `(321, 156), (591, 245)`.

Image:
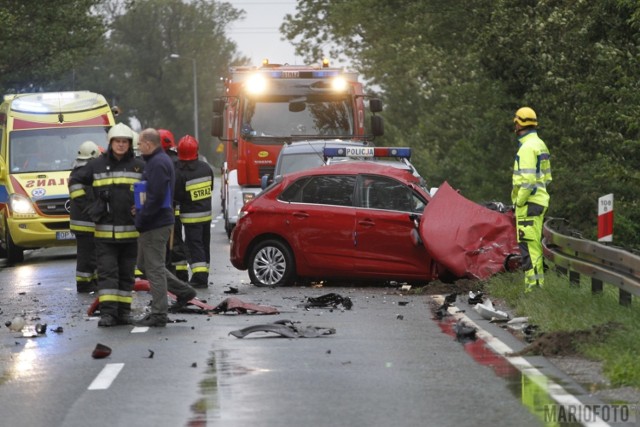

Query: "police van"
(0, 91), (117, 263)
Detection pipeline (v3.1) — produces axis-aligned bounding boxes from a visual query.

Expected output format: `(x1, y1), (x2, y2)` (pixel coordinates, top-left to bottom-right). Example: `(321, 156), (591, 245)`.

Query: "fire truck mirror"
(369, 98), (383, 113)
(371, 115), (384, 137)
(212, 98), (226, 114)
(212, 115), (224, 138)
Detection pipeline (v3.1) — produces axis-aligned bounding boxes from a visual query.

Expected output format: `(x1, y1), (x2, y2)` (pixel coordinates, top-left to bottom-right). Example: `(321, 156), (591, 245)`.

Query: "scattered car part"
(212, 297), (279, 315)
(92, 343), (112, 359)
(304, 293), (353, 310)
(474, 299), (510, 322)
(229, 319), (336, 339)
(420, 182), (520, 279)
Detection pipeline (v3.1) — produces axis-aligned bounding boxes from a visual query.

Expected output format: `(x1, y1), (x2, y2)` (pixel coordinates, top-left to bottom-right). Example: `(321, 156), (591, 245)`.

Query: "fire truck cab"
(0, 91), (117, 263)
(212, 59), (383, 237)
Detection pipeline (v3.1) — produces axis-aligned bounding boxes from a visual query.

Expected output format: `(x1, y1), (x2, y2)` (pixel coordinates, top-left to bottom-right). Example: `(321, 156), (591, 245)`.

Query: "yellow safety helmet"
(513, 107), (537, 127)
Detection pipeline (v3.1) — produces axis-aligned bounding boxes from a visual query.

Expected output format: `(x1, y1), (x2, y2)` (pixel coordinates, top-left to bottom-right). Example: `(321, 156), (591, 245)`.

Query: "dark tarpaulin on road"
(421, 182), (520, 280)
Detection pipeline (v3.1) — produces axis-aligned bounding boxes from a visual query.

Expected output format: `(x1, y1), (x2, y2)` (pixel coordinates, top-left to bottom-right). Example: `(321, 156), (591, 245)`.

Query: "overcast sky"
(225, 0), (300, 66)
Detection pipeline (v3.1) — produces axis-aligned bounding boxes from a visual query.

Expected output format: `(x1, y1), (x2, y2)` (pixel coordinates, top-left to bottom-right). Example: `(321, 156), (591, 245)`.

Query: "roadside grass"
(486, 269), (640, 388)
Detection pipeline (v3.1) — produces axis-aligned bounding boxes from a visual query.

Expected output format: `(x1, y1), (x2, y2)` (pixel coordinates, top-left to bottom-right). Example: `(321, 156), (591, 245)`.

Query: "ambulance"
(0, 91), (117, 263)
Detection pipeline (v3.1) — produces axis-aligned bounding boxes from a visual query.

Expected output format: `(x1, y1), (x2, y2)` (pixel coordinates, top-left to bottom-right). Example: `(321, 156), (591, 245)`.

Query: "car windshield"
(277, 152), (326, 176)
(242, 94), (354, 138)
(9, 127), (109, 173)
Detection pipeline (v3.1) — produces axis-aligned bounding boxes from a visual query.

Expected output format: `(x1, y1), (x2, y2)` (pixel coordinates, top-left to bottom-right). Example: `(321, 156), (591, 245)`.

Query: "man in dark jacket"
(68, 140), (102, 293)
(134, 128), (196, 327)
(175, 135), (214, 288)
(158, 128), (189, 281)
(69, 123), (144, 326)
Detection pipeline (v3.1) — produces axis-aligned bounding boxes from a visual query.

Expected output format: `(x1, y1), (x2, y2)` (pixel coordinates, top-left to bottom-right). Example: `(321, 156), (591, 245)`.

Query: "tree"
(283, 0), (640, 248)
(88, 0), (247, 163)
(0, 0), (105, 94)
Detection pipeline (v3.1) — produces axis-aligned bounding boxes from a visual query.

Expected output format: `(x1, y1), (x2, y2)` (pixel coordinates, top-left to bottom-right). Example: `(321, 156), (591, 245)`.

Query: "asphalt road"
(0, 180), (627, 427)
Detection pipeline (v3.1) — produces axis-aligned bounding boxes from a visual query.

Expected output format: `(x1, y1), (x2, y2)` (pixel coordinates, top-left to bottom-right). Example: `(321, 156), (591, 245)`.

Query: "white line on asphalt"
(433, 295), (611, 427)
(88, 363), (125, 390)
(131, 326), (149, 333)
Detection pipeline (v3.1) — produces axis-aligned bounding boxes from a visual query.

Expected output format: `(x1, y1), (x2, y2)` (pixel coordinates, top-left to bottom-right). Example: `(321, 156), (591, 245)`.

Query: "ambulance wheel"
(248, 239), (295, 287)
(4, 225), (24, 264)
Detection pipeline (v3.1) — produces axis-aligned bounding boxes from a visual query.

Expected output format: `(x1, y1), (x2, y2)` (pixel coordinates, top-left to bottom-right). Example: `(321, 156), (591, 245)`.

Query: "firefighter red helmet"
(178, 135), (199, 160)
(158, 129), (175, 151)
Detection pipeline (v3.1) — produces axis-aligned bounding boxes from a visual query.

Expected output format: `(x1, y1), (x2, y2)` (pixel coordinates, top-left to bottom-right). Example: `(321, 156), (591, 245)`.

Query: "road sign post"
(598, 193), (613, 242)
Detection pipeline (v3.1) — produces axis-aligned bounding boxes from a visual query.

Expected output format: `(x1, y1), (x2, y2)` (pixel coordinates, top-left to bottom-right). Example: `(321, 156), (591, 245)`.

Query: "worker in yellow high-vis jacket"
(511, 107), (552, 292)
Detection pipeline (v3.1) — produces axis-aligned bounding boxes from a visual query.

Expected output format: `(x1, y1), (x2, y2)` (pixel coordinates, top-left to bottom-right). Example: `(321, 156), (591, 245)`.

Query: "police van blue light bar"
(323, 147), (412, 158)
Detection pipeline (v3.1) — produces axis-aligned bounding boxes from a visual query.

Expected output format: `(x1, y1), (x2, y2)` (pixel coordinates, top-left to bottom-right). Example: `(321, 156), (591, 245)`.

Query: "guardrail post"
(619, 290), (632, 307)
(591, 278), (603, 294)
(569, 271), (580, 287)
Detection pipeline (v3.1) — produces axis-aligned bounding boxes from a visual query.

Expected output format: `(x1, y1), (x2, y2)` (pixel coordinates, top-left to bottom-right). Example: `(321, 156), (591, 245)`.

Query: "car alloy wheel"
(248, 239), (294, 287)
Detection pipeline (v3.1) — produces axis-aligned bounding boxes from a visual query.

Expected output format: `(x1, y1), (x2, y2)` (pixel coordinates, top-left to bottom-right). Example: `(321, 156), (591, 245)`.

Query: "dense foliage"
(0, 0), (247, 163)
(282, 0), (640, 248)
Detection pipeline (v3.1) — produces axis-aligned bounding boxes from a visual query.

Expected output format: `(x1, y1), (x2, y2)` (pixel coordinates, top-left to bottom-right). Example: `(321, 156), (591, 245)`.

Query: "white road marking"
(131, 326), (149, 333)
(433, 295), (612, 427)
(88, 363), (125, 390)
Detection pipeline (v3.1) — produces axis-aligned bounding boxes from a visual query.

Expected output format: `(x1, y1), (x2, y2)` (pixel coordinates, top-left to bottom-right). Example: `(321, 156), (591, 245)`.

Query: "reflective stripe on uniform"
(70, 219), (95, 233)
(181, 211), (212, 223)
(98, 289), (133, 304)
(190, 262), (209, 274)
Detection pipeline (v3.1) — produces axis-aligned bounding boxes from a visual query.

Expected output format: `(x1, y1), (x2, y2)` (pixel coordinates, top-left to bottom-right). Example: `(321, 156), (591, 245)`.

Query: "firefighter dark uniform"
(68, 141), (102, 293)
(175, 135), (214, 288)
(512, 107), (552, 293)
(159, 129), (189, 281)
(69, 123), (144, 326)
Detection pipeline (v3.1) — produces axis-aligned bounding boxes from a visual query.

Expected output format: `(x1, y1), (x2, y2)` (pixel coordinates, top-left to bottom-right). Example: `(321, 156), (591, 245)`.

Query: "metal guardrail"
(542, 217), (640, 306)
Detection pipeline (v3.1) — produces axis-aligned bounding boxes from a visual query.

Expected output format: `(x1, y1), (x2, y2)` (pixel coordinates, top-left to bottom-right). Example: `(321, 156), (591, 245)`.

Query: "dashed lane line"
(88, 363), (125, 390)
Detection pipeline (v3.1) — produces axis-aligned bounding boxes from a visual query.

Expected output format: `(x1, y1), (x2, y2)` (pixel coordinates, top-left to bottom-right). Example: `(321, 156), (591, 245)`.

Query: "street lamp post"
(170, 54), (199, 141)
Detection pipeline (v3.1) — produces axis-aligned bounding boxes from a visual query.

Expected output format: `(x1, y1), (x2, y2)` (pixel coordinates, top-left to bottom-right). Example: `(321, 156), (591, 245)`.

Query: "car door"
(354, 174), (434, 280)
(280, 174), (357, 273)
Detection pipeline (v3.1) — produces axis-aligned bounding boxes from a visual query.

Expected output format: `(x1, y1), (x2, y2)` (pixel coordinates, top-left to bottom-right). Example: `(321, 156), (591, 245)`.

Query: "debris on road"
(453, 319), (477, 341)
(467, 291), (484, 305)
(474, 299), (510, 322)
(302, 293), (353, 310)
(212, 297), (279, 314)
(92, 343), (112, 359)
(229, 319), (336, 339)
(6, 315), (26, 332)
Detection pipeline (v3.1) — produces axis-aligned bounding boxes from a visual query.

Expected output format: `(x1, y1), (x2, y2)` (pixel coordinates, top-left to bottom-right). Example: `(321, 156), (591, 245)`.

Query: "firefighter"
(69, 123), (145, 326)
(158, 128), (189, 281)
(512, 107), (552, 293)
(175, 135), (214, 288)
(68, 140), (101, 293)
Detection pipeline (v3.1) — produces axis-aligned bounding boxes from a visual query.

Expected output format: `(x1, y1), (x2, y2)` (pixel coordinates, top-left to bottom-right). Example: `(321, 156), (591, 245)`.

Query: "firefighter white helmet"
(107, 122), (134, 143)
(77, 140), (101, 160)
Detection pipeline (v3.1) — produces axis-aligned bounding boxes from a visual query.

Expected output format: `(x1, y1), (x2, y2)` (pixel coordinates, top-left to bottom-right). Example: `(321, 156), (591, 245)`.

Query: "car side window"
(359, 175), (425, 212)
(279, 175), (355, 206)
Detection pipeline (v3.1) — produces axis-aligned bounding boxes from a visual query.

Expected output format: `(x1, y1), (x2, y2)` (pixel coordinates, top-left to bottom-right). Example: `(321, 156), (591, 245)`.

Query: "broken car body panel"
(420, 182), (520, 280)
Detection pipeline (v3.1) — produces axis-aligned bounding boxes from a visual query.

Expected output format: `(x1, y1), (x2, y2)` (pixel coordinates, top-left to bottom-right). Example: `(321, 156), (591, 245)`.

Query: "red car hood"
(420, 182), (519, 280)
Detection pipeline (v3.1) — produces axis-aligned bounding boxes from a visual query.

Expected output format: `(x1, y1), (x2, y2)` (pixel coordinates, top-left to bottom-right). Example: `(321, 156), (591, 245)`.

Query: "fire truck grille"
(36, 198), (71, 215)
(258, 166), (275, 180)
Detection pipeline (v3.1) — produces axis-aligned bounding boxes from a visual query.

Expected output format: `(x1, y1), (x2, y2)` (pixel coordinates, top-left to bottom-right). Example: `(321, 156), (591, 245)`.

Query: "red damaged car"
(230, 151), (519, 287)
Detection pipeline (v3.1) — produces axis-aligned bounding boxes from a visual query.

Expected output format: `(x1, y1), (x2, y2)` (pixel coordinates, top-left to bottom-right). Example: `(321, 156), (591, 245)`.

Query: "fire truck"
(212, 59), (383, 237)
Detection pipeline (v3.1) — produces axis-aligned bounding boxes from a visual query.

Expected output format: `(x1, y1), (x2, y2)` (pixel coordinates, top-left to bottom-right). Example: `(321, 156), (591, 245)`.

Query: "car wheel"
(4, 222), (24, 264)
(248, 239), (295, 287)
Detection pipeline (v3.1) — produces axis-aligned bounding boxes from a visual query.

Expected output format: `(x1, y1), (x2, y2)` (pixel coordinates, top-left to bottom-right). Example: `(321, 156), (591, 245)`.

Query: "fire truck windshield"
(241, 95), (354, 138)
